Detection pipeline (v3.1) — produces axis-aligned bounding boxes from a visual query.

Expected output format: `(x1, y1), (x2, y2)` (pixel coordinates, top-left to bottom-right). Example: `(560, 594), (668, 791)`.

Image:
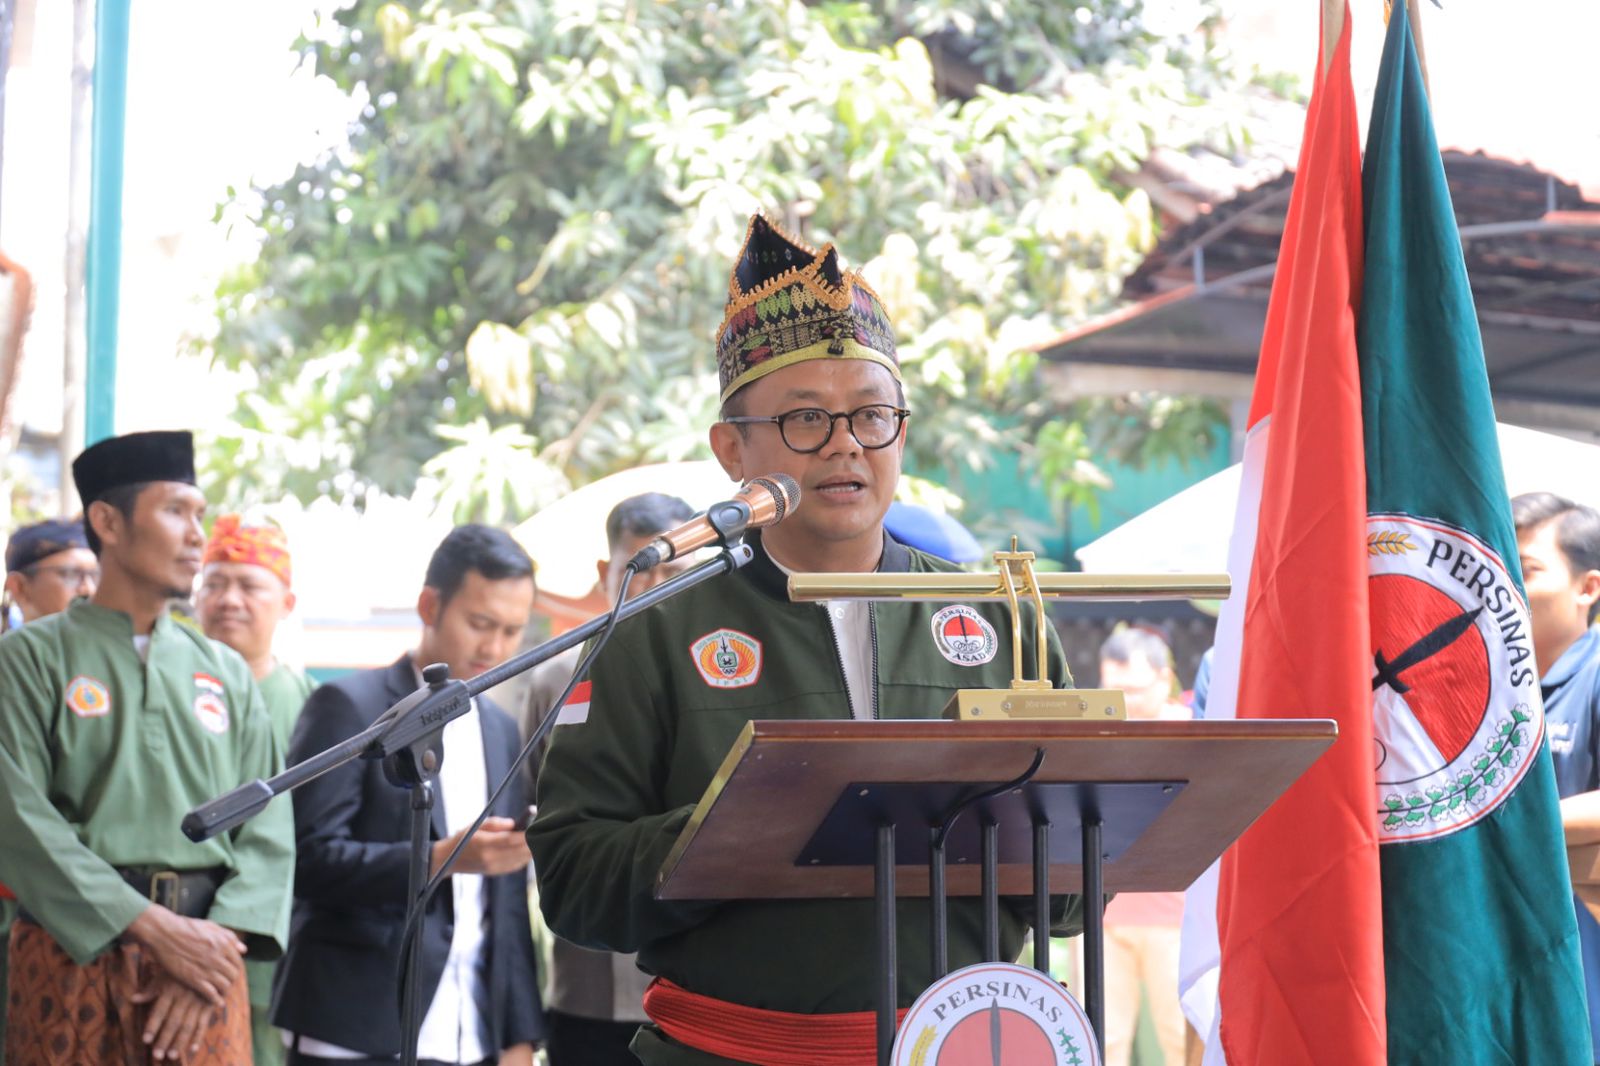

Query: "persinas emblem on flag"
(891, 962), (1099, 1066)
(1367, 514), (1543, 841)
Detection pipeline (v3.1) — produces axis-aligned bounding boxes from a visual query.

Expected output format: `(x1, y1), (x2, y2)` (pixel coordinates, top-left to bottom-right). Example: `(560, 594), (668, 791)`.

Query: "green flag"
(1359, 2), (1589, 1061)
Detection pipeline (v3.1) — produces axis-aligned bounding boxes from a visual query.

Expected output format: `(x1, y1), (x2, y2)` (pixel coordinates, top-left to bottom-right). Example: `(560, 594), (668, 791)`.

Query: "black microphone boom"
(630, 473), (800, 571)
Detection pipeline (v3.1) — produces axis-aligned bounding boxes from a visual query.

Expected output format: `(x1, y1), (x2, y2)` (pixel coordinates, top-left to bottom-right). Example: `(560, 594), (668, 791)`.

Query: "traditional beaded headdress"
(716, 214), (899, 403)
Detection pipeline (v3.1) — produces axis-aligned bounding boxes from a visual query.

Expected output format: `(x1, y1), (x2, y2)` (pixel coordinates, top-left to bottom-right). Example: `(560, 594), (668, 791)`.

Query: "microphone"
(629, 474), (800, 572)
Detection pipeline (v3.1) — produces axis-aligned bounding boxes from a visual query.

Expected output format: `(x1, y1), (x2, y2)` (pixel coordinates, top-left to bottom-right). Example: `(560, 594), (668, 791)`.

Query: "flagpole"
(1321, 0), (1345, 76)
(1405, 0), (1432, 98)
(1383, 0), (1433, 98)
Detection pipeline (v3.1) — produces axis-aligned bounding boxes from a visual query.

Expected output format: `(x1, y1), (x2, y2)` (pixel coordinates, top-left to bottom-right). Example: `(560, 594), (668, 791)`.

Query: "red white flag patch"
(192, 673), (230, 734)
(555, 680), (591, 726)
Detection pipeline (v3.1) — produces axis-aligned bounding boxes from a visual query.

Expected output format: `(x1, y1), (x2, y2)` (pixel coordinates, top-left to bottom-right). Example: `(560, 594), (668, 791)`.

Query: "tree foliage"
(208, 0), (1257, 529)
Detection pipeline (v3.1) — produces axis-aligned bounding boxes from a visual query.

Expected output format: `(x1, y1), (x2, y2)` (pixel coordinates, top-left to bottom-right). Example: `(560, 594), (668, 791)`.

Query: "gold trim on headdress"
(719, 341), (901, 404)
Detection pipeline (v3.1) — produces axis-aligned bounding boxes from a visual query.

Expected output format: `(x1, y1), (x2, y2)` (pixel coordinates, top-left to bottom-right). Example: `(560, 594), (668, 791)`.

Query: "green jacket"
(529, 532), (1084, 1065)
(0, 602), (294, 964)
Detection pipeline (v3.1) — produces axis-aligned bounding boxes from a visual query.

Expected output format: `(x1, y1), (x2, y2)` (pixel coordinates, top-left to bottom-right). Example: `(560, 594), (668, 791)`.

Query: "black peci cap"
(71, 430), (197, 506)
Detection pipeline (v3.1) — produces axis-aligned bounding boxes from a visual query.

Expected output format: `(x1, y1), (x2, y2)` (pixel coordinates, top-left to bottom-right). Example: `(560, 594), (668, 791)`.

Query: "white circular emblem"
(931, 605), (998, 667)
(1367, 514), (1544, 842)
(892, 961), (1099, 1066)
(192, 692), (230, 735)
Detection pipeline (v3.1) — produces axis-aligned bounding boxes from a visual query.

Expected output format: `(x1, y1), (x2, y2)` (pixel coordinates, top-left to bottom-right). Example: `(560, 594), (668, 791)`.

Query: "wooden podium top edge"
(739, 718), (1339, 741)
(658, 717), (1339, 897)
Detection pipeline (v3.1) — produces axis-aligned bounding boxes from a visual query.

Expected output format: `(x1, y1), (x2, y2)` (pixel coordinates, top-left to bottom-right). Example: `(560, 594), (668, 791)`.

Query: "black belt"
(16, 866), (226, 924)
(116, 866), (226, 918)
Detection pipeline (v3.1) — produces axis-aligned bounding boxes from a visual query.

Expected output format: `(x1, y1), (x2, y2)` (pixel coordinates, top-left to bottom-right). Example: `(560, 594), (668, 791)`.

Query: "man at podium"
(528, 213), (1084, 1065)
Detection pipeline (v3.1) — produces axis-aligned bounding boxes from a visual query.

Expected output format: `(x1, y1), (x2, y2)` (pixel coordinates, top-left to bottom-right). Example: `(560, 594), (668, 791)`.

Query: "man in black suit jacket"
(273, 525), (546, 1065)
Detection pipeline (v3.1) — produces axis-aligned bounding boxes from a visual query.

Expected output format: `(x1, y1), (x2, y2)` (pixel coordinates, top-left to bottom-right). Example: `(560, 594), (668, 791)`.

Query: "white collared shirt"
(285, 669), (493, 1064)
(766, 552), (874, 719)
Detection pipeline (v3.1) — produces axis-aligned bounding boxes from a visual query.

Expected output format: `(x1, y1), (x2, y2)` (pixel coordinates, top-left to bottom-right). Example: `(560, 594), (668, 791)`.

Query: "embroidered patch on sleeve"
(555, 680), (592, 726)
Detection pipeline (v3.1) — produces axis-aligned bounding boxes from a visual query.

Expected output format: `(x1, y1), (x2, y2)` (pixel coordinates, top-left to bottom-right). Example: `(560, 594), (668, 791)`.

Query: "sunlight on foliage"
(206, 0), (1249, 527)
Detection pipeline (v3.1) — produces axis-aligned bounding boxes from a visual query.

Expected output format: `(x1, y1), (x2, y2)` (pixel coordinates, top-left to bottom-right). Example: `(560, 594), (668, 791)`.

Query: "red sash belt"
(642, 977), (909, 1066)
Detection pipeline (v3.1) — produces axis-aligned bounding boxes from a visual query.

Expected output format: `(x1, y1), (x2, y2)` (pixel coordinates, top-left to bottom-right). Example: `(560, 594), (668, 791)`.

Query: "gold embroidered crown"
(716, 214), (899, 403)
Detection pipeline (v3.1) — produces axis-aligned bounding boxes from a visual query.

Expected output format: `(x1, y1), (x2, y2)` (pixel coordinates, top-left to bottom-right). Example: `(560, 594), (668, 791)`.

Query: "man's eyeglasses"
(24, 565), (100, 587)
(722, 404), (910, 454)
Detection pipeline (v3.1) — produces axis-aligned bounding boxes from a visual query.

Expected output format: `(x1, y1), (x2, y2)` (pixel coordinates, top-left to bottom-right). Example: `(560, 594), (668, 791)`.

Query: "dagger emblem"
(989, 997), (1002, 1066)
(1372, 605), (1484, 695)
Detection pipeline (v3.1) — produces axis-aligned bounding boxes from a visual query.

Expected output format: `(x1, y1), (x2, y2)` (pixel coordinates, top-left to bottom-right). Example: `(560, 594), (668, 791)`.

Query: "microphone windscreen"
(748, 473), (800, 522)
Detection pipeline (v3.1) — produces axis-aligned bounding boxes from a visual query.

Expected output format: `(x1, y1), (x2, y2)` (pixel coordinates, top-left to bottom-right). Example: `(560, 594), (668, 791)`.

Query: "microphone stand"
(184, 533), (756, 1066)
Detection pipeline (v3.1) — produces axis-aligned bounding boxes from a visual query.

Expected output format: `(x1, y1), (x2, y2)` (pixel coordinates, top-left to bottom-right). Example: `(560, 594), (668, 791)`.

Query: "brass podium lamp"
(787, 538), (1230, 721)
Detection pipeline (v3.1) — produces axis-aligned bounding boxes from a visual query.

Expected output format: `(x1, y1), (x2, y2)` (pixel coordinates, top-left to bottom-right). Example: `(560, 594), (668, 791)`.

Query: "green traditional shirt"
(0, 601), (294, 965)
(244, 660), (312, 1013)
(256, 663), (314, 752)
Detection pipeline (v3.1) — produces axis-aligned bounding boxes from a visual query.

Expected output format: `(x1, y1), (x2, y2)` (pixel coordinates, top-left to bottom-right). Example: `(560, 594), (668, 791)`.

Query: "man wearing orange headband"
(195, 514), (312, 1066)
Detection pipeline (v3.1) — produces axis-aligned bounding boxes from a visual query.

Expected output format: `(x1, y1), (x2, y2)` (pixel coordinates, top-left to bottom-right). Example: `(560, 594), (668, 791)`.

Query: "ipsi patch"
(192, 673), (230, 734)
(65, 675), (111, 718)
(689, 629), (762, 689)
(931, 605), (998, 666)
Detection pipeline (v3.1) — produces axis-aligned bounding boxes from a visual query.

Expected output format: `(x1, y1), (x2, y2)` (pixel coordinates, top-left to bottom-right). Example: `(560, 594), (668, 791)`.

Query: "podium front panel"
(655, 718), (1335, 900)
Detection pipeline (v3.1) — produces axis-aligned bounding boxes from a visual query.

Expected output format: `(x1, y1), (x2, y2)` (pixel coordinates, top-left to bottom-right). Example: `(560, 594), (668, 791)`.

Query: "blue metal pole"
(85, 0), (131, 445)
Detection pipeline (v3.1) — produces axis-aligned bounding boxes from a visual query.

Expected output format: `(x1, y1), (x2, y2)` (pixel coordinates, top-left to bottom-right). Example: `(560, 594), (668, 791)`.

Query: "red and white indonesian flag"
(555, 680), (592, 726)
(1177, 4), (1388, 1061)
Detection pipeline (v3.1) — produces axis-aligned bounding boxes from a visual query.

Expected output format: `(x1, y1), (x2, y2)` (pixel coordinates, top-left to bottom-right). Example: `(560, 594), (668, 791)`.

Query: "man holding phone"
(272, 524), (546, 1065)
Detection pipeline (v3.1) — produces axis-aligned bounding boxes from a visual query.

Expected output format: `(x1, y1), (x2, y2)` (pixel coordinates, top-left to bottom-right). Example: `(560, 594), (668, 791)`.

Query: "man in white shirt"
(275, 525), (545, 1065)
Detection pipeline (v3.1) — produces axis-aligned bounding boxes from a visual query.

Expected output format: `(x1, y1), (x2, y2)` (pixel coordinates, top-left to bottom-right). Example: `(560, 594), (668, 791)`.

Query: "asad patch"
(1367, 514), (1544, 842)
(930, 605), (998, 666)
(65, 675), (111, 718)
(192, 672), (230, 734)
(690, 629), (762, 689)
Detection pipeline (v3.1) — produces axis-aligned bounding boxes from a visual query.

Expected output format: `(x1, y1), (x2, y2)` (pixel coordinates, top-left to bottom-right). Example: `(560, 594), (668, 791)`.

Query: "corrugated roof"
(1038, 150), (1600, 429)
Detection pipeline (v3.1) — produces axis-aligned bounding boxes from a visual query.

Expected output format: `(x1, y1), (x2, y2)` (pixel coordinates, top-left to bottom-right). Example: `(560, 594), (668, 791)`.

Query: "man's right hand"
(124, 905), (246, 1007)
(431, 816), (532, 878)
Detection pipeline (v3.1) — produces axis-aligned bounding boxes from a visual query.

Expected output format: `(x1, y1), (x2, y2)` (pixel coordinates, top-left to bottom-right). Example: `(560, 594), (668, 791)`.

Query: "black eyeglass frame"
(20, 564), (102, 585)
(721, 404), (912, 454)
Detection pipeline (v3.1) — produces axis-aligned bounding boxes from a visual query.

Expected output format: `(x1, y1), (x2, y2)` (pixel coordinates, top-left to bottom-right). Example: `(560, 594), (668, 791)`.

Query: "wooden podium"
(656, 717), (1336, 1065)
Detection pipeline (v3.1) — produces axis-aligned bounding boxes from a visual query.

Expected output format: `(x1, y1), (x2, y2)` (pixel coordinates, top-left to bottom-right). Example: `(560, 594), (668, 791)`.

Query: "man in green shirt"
(528, 215), (1083, 1065)
(0, 518), (99, 1063)
(196, 513), (313, 1066)
(0, 431), (294, 1065)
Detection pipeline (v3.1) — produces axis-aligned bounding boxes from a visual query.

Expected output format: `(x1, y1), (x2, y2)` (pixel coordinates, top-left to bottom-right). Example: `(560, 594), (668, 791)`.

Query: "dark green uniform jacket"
(529, 532), (1084, 1066)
